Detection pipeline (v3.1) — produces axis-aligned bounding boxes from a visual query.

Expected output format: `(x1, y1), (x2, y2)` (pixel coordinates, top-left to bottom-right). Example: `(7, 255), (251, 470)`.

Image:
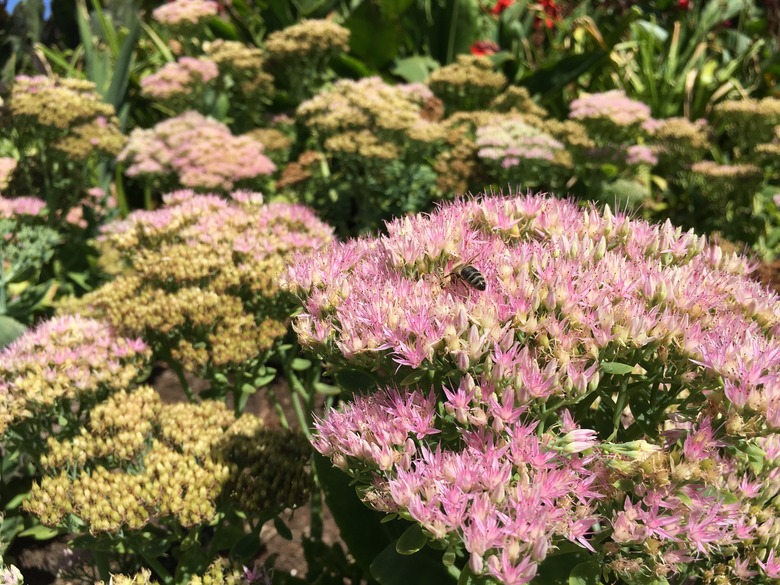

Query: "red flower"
(491, 0), (514, 15)
(470, 40), (500, 56)
(677, 0), (691, 8)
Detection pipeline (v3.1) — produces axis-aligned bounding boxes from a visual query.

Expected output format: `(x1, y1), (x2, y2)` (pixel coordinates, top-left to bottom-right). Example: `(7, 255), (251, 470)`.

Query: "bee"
(456, 264), (486, 290)
(438, 255), (486, 291)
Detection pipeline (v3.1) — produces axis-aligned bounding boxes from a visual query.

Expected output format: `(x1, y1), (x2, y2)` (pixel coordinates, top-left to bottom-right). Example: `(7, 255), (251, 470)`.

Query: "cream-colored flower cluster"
(0, 316), (150, 437)
(427, 55), (507, 112)
(99, 560), (243, 585)
(26, 385), (311, 533)
(265, 18), (350, 64)
(2, 75), (125, 162)
(205, 39), (275, 98)
(65, 189), (332, 377)
(297, 76), (445, 160)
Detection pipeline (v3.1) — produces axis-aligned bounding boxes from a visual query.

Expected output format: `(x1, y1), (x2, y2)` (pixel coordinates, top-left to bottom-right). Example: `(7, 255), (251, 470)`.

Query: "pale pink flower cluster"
(475, 118), (565, 168)
(287, 193), (780, 582)
(0, 157), (17, 192)
(0, 315), (149, 435)
(0, 188), (115, 228)
(0, 195), (46, 218)
(140, 57), (219, 101)
(118, 111), (276, 191)
(569, 90), (652, 127)
(151, 0), (219, 27)
(625, 144), (658, 166)
(100, 188), (333, 264)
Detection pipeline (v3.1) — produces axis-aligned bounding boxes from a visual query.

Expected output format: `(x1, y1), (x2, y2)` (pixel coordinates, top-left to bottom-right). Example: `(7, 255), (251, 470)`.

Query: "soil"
(6, 365), (345, 584)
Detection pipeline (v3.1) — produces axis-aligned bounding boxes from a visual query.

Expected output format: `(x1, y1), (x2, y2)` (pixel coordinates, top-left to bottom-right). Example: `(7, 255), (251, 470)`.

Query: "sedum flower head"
(476, 118), (565, 169)
(26, 385), (308, 533)
(151, 0), (219, 28)
(688, 161), (763, 205)
(204, 39), (275, 99)
(714, 97), (780, 151)
(119, 111), (276, 191)
(1, 75), (125, 162)
(286, 192), (780, 582)
(569, 90), (651, 127)
(568, 90), (652, 145)
(644, 117), (711, 172)
(66, 189), (332, 381)
(428, 55), (507, 113)
(101, 560), (243, 585)
(140, 56), (219, 104)
(297, 76), (444, 147)
(489, 86), (549, 119)
(0, 316), (150, 437)
(264, 19), (350, 64)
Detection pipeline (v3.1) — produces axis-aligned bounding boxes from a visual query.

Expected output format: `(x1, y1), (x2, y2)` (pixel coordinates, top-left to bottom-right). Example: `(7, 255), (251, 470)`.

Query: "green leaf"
(5, 491), (30, 510)
(314, 382), (341, 396)
(230, 533), (262, 562)
(274, 516), (293, 540)
(106, 11), (140, 110)
(18, 524), (59, 540)
(241, 383), (257, 395)
(371, 540), (455, 585)
(745, 443), (765, 475)
(313, 452), (403, 574)
(600, 361), (635, 375)
(0, 315), (26, 348)
(291, 358), (312, 371)
(400, 369), (428, 386)
(569, 562), (601, 585)
(395, 523), (428, 555)
(254, 374), (277, 388)
(391, 55), (440, 82)
(333, 368), (376, 395)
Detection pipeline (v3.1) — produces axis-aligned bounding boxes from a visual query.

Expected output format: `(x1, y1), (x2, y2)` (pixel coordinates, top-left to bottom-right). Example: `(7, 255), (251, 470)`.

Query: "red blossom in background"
(470, 40), (500, 56)
(677, 0), (691, 9)
(533, 0), (562, 29)
(491, 0), (514, 15)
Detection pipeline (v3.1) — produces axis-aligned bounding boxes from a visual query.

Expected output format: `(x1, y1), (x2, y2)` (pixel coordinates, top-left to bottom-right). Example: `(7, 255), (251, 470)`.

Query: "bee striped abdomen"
(459, 265), (486, 290)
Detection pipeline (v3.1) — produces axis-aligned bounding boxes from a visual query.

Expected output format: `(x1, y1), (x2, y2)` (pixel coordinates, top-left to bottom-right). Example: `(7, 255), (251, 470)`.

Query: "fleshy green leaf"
(395, 523), (428, 555)
(601, 361), (635, 375)
(569, 562), (601, 585)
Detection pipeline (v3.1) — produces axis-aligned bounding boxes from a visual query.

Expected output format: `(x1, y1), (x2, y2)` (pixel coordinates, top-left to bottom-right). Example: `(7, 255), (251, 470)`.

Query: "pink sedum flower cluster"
(140, 57), (219, 101)
(118, 111), (276, 191)
(475, 118), (565, 168)
(286, 193), (780, 583)
(151, 0), (219, 27)
(569, 90), (652, 127)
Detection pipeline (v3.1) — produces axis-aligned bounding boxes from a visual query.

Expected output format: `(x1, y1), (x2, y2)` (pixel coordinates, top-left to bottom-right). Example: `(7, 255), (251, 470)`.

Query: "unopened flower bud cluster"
(0, 315), (149, 437)
(25, 385), (310, 533)
(1, 75), (125, 164)
(428, 55), (507, 112)
(68, 189), (332, 378)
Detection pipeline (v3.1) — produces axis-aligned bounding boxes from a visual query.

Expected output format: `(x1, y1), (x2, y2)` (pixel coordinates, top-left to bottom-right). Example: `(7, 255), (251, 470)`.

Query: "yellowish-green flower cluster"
(265, 18), (350, 65)
(0, 315), (150, 437)
(297, 76), (445, 158)
(100, 560), (243, 585)
(689, 160), (764, 204)
(1, 75), (125, 162)
(489, 85), (549, 120)
(264, 19), (350, 102)
(65, 190), (332, 379)
(427, 55), (507, 113)
(245, 127), (293, 165)
(25, 385), (311, 533)
(645, 117), (711, 172)
(204, 39), (275, 100)
(714, 97), (780, 151)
